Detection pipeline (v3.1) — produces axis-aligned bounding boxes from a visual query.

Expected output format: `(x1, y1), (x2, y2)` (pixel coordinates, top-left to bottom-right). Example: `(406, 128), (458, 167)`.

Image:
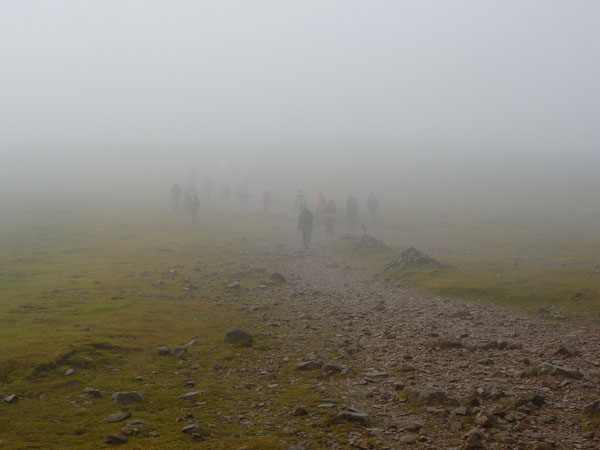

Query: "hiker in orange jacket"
(314, 193), (326, 224)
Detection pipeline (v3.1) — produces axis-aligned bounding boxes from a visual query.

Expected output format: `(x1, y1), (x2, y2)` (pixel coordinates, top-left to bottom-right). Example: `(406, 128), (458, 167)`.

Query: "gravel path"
(264, 231), (600, 449)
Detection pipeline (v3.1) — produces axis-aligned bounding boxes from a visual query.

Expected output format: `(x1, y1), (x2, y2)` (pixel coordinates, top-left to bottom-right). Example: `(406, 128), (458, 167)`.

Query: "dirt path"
(260, 230), (600, 449)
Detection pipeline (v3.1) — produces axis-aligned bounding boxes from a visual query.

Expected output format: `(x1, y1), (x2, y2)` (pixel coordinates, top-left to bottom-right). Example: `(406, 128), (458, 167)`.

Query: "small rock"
(400, 435), (416, 444)
(364, 370), (388, 378)
(106, 411), (131, 423)
(329, 407), (369, 424)
(178, 391), (203, 400)
(64, 368), (75, 376)
(172, 346), (188, 358)
(555, 346), (580, 358)
(401, 422), (422, 432)
(224, 328), (253, 347)
(111, 392), (145, 405)
(406, 385), (448, 406)
(4, 394), (18, 404)
(283, 426), (299, 435)
(464, 431), (483, 449)
(181, 424), (203, 435)
(270, 273), (287, 283)
(533, 362), (583, 379)
(293, 405), (308, 416)
(81, 387), (103, 398)
(156, 346), (171, 356)
(475, 410), (498, 428)
(295, 360), (323, 371)
(227, 281), (240, 289)
(584, 400), (600, 416)
(127, 420), (149, 427)
(323, 363), (348, 374)
(106, 434), (128, 445)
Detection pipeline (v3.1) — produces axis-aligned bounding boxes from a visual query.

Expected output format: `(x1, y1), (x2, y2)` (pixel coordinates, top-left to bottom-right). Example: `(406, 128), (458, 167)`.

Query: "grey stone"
(295, 360), (323, 371)
(111, 391), (145, 405)
(293, 405), (308, 416)
(181, 424), (203, 435)
(406, 385), (448, 406)
(323, 363), (348, 373)
(534, 362), (583, 379)
(4, 394), (18, 404)
(329, 407), (369, 424)
(270, 273), (287, 283)
(127, 420), (149, 427)
(178, 391), (203, 399)
(172, 346), (188, 358)
(555, 346), (580, 358)
(106, 411), (131, 423)
(584, 400), (600, 416)
(157, 346), (171, 356)
(224, 328), (253, 347)
(106, 434), (128, 445)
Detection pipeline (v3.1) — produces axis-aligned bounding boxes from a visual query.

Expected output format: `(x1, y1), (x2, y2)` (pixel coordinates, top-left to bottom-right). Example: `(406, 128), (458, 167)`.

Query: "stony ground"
(260, 234), (600, 449)
(2, 212), (600, 449)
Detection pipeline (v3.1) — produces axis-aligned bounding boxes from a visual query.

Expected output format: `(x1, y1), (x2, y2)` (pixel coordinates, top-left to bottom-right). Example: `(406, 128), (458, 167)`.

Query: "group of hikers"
(295, 191), (380, 250)
(170, 182), (200, 223)
(170, 182), (379, 251)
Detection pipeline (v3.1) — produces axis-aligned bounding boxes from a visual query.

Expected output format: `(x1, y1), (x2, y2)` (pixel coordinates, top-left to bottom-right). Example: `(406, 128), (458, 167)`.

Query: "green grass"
(0, 208), (336, 449)
(340, 207), (600, 320)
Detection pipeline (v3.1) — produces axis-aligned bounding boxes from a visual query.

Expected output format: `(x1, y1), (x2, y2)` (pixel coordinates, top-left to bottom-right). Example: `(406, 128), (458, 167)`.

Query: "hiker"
(170, 182), (182, 212)
(367, 192), (379, 221)
(261, 190), (271, 214)
(295, 190), (307, 214)
(298, 207), (314, 250)
(324, 198), (337, 237)
(183, 183), (196, 211)
(314, 193), (326, 224)
(187, 191), (200, 223)
(346, 194), (359, 229)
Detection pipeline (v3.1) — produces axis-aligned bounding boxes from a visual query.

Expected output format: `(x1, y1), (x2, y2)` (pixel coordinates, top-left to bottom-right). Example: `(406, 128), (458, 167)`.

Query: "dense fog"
(1, 1), (599, 212)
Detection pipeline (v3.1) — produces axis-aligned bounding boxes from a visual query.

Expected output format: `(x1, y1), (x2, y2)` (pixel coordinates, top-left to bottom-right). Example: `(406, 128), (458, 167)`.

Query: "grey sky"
(1, 1), (599, 199)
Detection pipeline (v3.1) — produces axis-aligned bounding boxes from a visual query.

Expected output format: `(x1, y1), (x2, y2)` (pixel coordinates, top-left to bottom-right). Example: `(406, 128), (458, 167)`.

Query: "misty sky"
(1, 1), (599, 201)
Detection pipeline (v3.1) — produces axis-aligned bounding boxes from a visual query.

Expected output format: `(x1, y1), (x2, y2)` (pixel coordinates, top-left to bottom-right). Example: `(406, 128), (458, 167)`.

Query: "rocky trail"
(234, 234), (600, 449)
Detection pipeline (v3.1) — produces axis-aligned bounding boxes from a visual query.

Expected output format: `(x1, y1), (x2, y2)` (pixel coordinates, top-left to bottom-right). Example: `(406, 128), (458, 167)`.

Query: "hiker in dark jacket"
(298, 207), (314, 250)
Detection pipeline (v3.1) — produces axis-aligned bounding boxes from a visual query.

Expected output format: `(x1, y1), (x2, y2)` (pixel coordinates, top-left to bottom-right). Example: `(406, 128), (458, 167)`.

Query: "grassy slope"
(341, 208), (600, 320)
(0, 208), (333, 449)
